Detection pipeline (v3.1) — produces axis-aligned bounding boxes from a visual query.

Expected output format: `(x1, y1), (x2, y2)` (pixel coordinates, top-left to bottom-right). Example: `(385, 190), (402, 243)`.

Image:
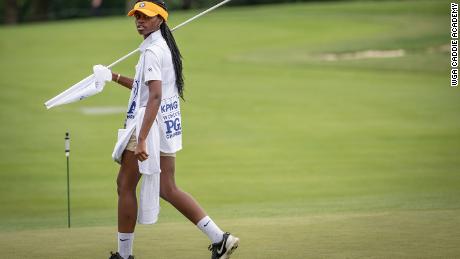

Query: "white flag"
(44, 66), (109, 109)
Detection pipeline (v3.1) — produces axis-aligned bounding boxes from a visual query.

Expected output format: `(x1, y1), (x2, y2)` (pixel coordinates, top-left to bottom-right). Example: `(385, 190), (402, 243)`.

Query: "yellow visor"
(127, 1), (168, 21)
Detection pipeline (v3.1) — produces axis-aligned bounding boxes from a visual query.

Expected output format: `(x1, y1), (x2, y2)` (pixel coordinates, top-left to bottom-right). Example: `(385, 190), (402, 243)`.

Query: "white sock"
(118, 232), (134, 259)
(196, 216), (224, 244)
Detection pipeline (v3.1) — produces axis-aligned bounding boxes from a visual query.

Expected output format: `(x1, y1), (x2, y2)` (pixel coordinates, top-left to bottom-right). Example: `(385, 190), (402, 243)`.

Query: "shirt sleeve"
(143, 49), (162, 83)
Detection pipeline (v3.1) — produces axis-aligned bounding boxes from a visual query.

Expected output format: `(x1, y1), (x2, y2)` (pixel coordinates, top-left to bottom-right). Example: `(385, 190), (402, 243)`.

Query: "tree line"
(2, 0), (312, 25)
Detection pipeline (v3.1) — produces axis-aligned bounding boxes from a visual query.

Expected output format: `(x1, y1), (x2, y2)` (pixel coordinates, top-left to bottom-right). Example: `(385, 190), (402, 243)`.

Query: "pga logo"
(165, 118), (181, 134)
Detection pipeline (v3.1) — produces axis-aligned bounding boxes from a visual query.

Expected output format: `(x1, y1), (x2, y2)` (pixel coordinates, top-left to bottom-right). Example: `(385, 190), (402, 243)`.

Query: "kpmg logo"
(161, 101), (178, 113)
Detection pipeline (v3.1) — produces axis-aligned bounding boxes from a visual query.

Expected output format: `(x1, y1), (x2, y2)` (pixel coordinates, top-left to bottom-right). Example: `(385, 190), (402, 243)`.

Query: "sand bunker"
(319, 49), (406, 61)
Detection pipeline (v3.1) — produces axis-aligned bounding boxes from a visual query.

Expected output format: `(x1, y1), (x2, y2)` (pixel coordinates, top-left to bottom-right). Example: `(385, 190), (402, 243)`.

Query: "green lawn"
(0, 0), (459, 258)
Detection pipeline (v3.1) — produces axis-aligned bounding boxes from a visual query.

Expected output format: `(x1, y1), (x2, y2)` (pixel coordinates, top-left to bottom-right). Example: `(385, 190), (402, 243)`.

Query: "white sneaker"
(208, 232), (240, 259)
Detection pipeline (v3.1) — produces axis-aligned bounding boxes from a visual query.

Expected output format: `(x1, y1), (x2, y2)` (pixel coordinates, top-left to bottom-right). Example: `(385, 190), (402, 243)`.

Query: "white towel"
(112, 107), (162, 225)
(134, 107), (161, 176)
(138, 173), (160, 224)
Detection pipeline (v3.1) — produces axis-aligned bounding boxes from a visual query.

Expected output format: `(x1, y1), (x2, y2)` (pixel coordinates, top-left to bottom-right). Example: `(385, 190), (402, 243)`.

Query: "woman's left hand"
(135, 139), (149, 161)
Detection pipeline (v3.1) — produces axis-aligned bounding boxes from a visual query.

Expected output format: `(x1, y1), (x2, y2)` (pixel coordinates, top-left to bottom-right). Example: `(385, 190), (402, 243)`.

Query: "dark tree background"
(1, 0), (313, 24)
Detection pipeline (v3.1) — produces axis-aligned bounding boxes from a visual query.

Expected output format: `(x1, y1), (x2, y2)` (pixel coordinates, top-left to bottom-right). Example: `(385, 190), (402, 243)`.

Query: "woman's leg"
(116, 150), (141, 258)
(159, 156), (206, 224)
(159, 155), (240, 257)
(117, 150), (141, 231)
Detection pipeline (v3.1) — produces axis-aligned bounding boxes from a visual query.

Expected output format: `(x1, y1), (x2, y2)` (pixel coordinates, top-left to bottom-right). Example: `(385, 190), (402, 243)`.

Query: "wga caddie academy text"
(451, 2), (458, 86)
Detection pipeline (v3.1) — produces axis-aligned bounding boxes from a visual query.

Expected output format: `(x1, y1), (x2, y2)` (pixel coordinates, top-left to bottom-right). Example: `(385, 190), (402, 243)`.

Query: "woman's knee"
(117, 174), (137, 196)
(160, 184), (180, 202)
(159, 156), (178, 201)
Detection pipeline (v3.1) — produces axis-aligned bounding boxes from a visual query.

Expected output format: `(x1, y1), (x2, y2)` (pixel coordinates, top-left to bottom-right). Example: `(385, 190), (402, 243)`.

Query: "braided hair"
(136, 0), (185, 99)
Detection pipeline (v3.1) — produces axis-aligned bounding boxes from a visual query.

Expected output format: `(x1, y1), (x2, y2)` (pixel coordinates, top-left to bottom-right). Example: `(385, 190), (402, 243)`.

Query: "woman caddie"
(93, 1), (239, 259)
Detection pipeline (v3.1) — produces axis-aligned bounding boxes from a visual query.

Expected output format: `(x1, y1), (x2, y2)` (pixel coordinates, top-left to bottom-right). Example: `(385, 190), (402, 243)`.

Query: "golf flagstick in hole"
(44, 0), (232, 109)
(65, 131), (71, 228)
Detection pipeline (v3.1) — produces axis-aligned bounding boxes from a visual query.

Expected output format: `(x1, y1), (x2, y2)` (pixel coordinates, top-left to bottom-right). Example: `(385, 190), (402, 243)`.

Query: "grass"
(0, 0), (459, 258)
(3, 211), (460, 258)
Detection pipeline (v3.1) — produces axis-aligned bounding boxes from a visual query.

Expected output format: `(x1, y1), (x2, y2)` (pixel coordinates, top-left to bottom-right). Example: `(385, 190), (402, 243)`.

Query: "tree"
(30, 0), (49, 21)
(126, 0), (136, 12)
(4, 0), (18, 24)
(182, 0), (192, 10)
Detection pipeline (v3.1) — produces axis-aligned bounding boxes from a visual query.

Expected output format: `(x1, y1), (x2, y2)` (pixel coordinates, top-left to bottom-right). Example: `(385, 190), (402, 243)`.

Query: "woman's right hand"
(135, 139), (149, 162)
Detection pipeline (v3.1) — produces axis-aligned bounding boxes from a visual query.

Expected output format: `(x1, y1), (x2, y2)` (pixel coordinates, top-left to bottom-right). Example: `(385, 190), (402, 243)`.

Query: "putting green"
(3, 210), (460, 258)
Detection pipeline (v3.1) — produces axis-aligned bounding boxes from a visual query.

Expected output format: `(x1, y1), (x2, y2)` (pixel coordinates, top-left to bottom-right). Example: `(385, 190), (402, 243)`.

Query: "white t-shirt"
(125, 30), (182, 153)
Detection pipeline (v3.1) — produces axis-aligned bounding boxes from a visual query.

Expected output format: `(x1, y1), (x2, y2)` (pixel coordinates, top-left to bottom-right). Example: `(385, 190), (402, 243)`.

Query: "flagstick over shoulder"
(44, 0), (232, 109)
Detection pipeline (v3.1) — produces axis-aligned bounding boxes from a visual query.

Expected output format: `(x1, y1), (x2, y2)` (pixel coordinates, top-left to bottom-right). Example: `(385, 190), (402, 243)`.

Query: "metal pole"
(170, 0), (232, 32)
(65, 131), (71, 228)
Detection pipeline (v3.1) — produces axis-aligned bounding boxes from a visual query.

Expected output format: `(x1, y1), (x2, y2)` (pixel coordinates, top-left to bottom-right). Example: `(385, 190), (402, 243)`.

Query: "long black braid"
(136, 0), (185, 99)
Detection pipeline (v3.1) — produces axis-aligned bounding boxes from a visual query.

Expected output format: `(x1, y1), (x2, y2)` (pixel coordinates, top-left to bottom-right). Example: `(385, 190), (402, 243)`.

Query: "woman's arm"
(135, 80), (162, 162)
(111, 72), (134, 90)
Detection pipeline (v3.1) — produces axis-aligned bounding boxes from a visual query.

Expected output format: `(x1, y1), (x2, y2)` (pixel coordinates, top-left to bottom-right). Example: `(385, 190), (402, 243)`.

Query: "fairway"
(1, 0), (459, 258)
